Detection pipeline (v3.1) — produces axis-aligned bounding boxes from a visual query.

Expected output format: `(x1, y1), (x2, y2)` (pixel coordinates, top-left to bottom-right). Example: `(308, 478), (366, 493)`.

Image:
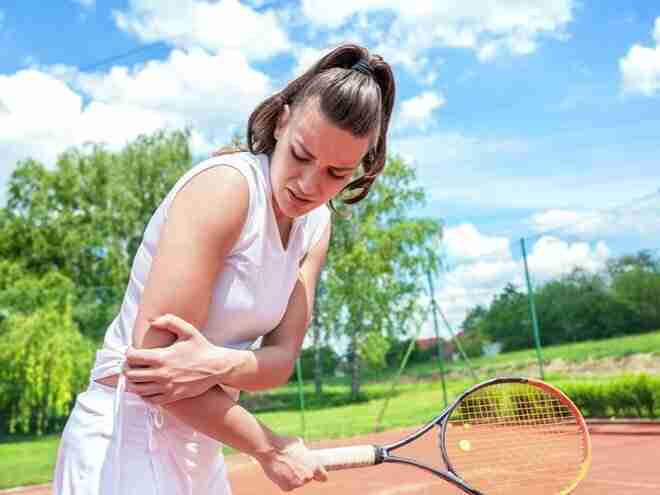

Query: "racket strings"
(443, 382), (589, 495)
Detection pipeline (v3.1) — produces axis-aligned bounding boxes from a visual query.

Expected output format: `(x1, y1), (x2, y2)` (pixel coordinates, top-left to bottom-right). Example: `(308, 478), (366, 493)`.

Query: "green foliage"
(291, 345), (340, 382)
(455, 331), (489, 358)
(610, 264), (660, 332)
(0, 131), (192, 341)
(320, 155), (441, 397)
(476, 283), (530, 351)
(561, 374), (659, 419)
(0, 304), (95, 435)
(358, 332), (392, 371)
(0, 261), (76, 316)
(467, 252), (660, 352)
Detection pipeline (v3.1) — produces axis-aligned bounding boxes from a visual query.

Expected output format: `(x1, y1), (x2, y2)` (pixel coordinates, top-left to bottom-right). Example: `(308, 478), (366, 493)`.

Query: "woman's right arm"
(165, 383), (326, 491)
(129, 165), (326, 490)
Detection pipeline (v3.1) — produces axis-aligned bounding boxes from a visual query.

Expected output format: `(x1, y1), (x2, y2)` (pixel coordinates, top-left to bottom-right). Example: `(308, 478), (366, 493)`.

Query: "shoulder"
(169, 163), (249, 240)
(168, 151), (265, 214)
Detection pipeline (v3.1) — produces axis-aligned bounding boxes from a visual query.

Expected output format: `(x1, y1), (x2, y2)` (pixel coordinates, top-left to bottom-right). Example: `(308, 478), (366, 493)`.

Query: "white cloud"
(74, 48), (270, 132)
(1, 48), (272, 204)
(443, 224), (510, 261)
(397, 91), (445, 130)
(619, 17), (660, 96)
(529, 203), (660, 239)
(113, 0), (291, 61)
(0, 69), (179, 169)
(301, 0), (574, 65)
(526, 236), (610, 280)
(425, 224), (612, 335)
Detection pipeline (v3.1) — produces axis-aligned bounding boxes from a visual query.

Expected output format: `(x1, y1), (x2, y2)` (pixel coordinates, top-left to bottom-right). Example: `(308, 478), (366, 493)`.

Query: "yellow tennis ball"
(463, 423), (471, 430)
(459, 439), (471, 451)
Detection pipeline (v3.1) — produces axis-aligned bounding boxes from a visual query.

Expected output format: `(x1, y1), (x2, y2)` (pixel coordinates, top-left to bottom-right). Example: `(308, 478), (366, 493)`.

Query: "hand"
(255, 437), (328, 492)
(123, 314), (242, 405)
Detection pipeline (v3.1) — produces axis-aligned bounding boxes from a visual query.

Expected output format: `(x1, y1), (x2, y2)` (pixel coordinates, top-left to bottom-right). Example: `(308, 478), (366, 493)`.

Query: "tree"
(0, 130), (192, 340)
(320, 155), (441, 400)
(534, 268), (638, 344)
(478, 283), (529, 351)
(609, 254), (660, 332)
(0, 301), (94, 435)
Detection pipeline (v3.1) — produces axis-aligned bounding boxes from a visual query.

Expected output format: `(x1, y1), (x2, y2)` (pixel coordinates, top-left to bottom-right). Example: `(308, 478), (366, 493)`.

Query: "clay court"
(228, 422), (659, 495)
(6, 422), (658, 495)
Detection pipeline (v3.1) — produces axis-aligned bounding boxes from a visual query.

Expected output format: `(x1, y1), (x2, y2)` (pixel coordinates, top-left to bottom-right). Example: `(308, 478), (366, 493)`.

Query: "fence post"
(427, 270), (448, 407)
(295, 357), (307, 439)
(520, 238), (545, 380)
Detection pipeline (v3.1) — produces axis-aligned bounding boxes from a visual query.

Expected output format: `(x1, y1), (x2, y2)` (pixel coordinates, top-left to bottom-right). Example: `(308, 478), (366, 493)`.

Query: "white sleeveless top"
(90, 151), (331, 388)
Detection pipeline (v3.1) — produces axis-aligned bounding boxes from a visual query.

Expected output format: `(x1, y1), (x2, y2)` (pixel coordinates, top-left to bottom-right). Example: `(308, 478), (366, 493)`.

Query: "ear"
(274, 104), (291, 141)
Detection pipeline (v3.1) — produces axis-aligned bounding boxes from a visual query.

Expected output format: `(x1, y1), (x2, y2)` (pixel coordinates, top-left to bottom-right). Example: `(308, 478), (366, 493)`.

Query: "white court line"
(377, 481), (445, 495)
(590, 479), (660, 489)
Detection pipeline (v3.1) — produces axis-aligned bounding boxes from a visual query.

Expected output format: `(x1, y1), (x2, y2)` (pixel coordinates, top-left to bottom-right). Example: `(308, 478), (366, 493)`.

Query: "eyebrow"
(295, 139), (360, 171)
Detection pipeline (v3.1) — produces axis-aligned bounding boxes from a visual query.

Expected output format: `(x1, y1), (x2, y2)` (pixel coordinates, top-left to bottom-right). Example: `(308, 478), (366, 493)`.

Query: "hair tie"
(351, 58), (373, 77)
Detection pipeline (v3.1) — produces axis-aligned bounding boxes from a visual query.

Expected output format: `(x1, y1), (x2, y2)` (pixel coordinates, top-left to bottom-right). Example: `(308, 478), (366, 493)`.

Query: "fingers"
(123, 366), (165, 383)
(125, 347), (162, 368)
(143, 394), (168, 405)
(125, 381), (164, 397)
(148, 314), (199, 340)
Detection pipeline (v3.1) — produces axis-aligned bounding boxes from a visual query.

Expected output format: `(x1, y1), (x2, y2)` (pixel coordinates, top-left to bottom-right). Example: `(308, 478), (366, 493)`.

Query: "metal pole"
(375, 321), (421, 431)
(520, 238), (545, 380)
(295, 357), (307, 439)
(436, 304), (479, 383)
(426, 270), (448, 408)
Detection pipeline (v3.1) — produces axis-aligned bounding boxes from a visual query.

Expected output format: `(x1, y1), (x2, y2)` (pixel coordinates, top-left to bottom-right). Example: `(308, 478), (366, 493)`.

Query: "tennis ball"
(459, 439), (471, 451)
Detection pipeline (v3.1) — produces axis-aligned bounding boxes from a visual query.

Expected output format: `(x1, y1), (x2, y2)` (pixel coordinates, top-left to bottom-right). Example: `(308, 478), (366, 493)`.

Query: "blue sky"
(1, 1), (659, 333)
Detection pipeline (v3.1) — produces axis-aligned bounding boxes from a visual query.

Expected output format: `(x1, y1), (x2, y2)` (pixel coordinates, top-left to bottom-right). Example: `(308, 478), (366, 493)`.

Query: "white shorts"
(53, 380), (232, 495)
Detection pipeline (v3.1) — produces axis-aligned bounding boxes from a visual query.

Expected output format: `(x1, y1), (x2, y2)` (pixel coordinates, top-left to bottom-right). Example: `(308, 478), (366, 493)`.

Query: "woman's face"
(270, 99), (371, 220)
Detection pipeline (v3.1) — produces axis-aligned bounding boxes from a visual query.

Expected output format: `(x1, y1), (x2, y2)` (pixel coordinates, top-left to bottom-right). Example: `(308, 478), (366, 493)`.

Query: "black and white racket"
(311, 377), (592, 495)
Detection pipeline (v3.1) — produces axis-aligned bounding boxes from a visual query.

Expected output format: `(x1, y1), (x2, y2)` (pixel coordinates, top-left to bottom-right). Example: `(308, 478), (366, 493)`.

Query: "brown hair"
(215, 43), (396, 204)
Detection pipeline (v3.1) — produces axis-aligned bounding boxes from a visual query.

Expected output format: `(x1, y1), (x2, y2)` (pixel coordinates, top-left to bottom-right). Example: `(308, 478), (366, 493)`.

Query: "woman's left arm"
(124, 222), (331, 401)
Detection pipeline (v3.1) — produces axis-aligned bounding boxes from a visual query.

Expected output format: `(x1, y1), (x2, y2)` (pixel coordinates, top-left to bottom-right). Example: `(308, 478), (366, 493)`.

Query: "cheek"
(321, 178), (350, 199)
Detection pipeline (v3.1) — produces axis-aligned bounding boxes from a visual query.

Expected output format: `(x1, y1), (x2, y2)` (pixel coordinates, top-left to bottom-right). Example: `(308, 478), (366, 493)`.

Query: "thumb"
(148, 314), (199, 340)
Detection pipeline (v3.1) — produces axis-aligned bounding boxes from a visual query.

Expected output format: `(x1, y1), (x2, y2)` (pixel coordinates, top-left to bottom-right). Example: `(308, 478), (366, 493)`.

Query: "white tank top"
(90, 152), (331, 388)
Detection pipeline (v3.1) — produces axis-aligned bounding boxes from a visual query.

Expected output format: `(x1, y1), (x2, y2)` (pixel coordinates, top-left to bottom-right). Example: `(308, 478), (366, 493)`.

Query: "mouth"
(286, 188), (313, 207)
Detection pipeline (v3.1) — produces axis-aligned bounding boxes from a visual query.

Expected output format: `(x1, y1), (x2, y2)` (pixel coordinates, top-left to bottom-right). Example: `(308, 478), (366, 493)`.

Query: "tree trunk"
(350, 333), (361, 400)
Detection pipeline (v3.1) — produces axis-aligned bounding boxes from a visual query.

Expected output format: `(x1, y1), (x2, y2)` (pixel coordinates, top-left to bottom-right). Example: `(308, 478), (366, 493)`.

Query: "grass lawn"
(0, 434), (60, 489)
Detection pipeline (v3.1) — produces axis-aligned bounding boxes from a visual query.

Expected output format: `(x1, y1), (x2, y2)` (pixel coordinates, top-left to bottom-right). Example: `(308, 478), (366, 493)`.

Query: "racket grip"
(312, 445), (378, 471)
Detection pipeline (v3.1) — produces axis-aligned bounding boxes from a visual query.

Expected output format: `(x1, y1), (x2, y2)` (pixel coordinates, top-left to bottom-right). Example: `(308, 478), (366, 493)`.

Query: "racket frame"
(370, 377), (591, 495)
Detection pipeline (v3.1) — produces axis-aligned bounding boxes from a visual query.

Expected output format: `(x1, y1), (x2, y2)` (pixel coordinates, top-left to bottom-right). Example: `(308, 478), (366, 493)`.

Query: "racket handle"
(312, 445), (378, 471)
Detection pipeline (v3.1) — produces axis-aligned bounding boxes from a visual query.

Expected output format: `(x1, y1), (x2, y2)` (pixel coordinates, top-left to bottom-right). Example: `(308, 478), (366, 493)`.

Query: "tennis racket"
(311, 377), (592, 494)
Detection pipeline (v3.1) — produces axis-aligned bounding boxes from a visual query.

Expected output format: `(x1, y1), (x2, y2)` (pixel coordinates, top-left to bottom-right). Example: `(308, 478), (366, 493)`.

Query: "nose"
(299, 163), (321, 197)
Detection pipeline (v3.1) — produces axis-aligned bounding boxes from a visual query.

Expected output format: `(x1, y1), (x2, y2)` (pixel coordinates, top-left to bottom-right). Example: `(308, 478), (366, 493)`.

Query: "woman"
(54, 43), (396, 494)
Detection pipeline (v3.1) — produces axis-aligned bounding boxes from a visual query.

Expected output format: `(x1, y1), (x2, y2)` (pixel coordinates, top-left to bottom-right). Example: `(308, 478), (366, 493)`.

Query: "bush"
(0, 303), (95, 435)
(290, 345), (340, 382)
(561, 374), (660, 419)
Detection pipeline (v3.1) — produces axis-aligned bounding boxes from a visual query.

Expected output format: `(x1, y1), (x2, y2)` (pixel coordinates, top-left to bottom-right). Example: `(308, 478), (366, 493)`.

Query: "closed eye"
(329, 169), (352, 179)
(291, 147), (311, 162)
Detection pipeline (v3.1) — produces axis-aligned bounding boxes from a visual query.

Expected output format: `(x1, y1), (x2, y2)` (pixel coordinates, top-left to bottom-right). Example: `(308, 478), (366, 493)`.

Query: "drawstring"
(146, 404), (164, 495)
(110, 352), (165, 494)
(112, 358), (126, 495)
(147, 405), (165, 452)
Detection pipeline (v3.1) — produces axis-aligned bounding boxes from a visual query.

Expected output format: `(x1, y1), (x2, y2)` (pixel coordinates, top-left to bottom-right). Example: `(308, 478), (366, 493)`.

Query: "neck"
(272, 194), (293, 229)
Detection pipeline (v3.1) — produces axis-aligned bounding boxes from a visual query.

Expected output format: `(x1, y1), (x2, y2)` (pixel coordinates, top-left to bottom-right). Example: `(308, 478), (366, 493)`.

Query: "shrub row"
(560, 374), (659, 419)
